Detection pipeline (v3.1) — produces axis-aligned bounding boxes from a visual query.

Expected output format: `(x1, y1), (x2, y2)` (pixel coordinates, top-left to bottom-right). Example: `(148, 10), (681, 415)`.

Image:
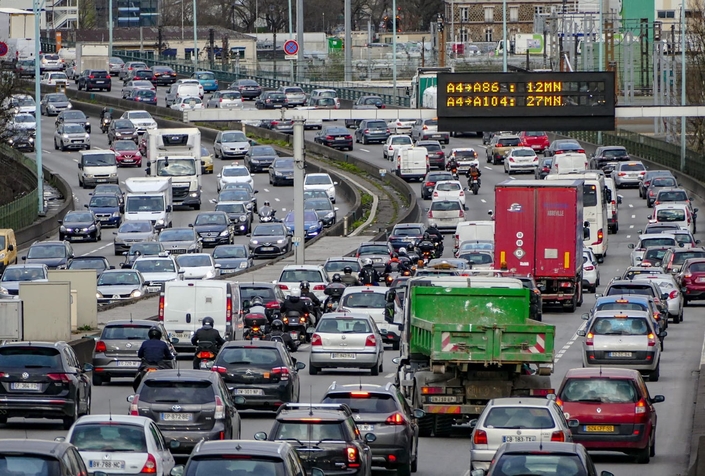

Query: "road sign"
(0, 42), (8, 57)
(292, 236), (302, 243)
(283, 40), (299, 56)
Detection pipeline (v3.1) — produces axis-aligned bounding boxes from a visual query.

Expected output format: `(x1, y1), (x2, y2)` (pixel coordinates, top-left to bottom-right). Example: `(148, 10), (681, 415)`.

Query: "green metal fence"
(0, 147), (39, 230)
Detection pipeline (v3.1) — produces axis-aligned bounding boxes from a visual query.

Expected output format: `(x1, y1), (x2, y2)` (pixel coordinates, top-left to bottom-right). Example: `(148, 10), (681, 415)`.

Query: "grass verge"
(350, 192), (373, 232)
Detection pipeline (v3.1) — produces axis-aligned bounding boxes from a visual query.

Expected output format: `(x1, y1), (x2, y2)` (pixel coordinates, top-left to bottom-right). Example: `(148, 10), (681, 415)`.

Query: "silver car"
(113, 220), (157, 255)
(214, 130), (251, 159)
(628, 233), (677, 266)
(109, 56), (125, 76)
(96, 269), (147, 303)
(8, 113), (36, 134)
(309, 312), (384, 375)
(132, 255), (182, 292)
(54, 123), (90, 151)
(206, 90), (243, 108)
(157, 227), (202, 255)
(121, 80), (154, 99)
(578, 310), (663, 380)
(612, 161), (646, 188)
(640, 273), (683, 323)
(0, 264), (49, 296)
(468, 397), (573, 472)
(40, 93), (72, 116)
(279, 86), (307, 106)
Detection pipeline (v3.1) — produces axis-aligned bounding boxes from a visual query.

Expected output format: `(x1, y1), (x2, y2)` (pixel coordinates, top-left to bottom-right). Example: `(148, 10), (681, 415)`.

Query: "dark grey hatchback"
(129, 369), (241, 455)
(355, 119), (390, 145)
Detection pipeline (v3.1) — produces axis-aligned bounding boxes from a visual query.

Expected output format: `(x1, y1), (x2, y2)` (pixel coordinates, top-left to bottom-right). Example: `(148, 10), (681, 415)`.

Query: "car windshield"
(658, 191), (688, 201)
(253, 225), (285, 236)
(47, 94), (68, 102)
(285, 211), (319, 223)
(431, 201), (461, 211)
(391, 136), (412, 145)
(156, 158), (196, 176)
(251, 146), (276, 156)
(218, 347), (283, 367)
(274, 421), (344, 441)
(113, 140), (138, 152)
(213, 246), (248, 259)
(279, 270), (324, 282)
(63, 124), (85, 134)
(239, 286), (276, 301)
(219, 191), (250, 201)
(436, 182), (461, 192)
(513, 149), (536, 157)
(197, 72), (215, 80)
(177, 255), (212, 267)
(84, 153), (116, 166)
(483, 407), (554, 429)
(324, 261), (361, 272)
(14, 115), (34, 123)
(0, 456), (61, 474)
(128, 112), (151, 119)
(305, 199), (332, 211)
(222, 132), (247, 142)
(125, 196), (164, 213)
(90, 195), (119, 207)
(274, 158), (294, 168)
(183, 458), (282, 476)
(14, 96), (35, 106)
(159, 229), (194, 241)
(359, 245), (389, 255)
(640, 237), (676, 247)
(129, 242), (162, 255)
(560, 377), (638, 404)
(322, 393), (397, 413)
(341, 292), (386, 308)
(606, 285), (655, 297)
(317, 317), (372, 333)
(195, 214), (228, 226)
(27, 244), (66, 259)
(69, 259), (107, 270)
(70, 423), (147, 452)
(63, 111), (85, 120)
(134, 259), (175, 273)
(306, 175), (332, 185)
(1, 267), (45, 281)
(493, 454), (587, 476)
(498, 138), (521, 146)
(651, 178), (677, 187)
(223, 167), (249, 177)
(656, 209), (686, 222)
(98, 271), (141, 286)
(0, 347), (62, 369)
(215, 203), (247, 214)
(114, 120), (134, 129)
(139, 380), (214, 404)
(64, 212), (93, 223)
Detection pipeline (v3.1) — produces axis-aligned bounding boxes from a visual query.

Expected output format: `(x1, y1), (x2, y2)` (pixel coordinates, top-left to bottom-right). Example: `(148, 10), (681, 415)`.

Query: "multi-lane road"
(3, 80), (703, 476)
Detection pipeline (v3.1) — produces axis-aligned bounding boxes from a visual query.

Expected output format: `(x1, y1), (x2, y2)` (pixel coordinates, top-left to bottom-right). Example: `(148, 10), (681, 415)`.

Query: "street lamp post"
(33, 0), (44, 214)
(502, 0), (507, 72)
(680, 0), (687, 170)
(392, 0), (396, 100)
(192, 0), (198, 68)
(108, 0), (113, 57)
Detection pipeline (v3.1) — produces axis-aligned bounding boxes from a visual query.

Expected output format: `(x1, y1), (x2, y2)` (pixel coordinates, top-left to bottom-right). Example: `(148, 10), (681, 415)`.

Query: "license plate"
(331, 353), (356, 359)
(584, 425), (615, 432)
(117, 361), (140, 367)
(11, 382), (40, 390)
(97, 179), (107, 182)
(203, 238), (216, 242)
(609, 352), (633, 357)
(429, 396), (457, 403)
(290, 331), (299, 339)
(336, 137), (345, 140)
(161, 412), (192, 421)
(221, 269), (238, 274)
(173, 332), (191, 338)
(260, 247), (274, 251)
(123, 159), (133, 162)
(89, 461), (125, 469)
(235, 388), (264, 395)
(697, 277), (705, 283)
(502, 435), (537, 443)
(274, 105), (282, 108)
(96, 81), (105, 84)
(431, 134), (442, 138)
(358, 424), (374, 431)
(146, 286), (161, 293)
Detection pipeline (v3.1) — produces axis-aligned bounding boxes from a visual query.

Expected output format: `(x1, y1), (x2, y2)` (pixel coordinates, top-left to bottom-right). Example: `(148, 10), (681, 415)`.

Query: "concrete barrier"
(68, 336), (97, 366)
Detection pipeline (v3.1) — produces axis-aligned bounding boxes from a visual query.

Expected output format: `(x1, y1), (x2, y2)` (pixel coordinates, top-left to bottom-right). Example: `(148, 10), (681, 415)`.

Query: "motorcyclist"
(358, 257), (381, 285)
(268, 319), (297, 352)
(190, 316), (225, 369)
(331, 273), (342, 284)
(466, 163), (482, 186)
(446, 156), (459, 174)
(137, 327), (174, 367)
(245, 295), (269, 319)
(99, 107), (111, 123)
(280, 288), (309, 316)
(397, 247), (413, 270)
(259, 201), (274, 219)
(300, 281), (321, 325)
(323, 276), (345, 312)
(384, 252), (409, 274)
(341, 266), (360, 286)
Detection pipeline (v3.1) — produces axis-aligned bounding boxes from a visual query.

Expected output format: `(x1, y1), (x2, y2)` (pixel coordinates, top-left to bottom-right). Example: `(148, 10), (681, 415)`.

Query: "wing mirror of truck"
(385, 289), (396, 303)
(583, 221), (590, 240)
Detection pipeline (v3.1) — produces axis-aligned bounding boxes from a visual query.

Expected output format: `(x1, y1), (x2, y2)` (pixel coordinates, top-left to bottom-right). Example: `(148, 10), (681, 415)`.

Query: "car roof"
(596, 294), (652, 303)
(238, 282), (277, 288)
(0, 439), (74, 455)
(497, 441), (584, 454)
(564, 367), (642, 379)
(654, 203), (688, 210)
(487, 397), (556, 408)
(326, 382), (395, 394)
(320, 311), (374, 320)
(281, 264), (325, 271)
(142, 369), (218, 381)
(73, 414), (152, 425)
(359, 241), (390, 246)
(340, 286), (387, 295)
(221, 340), (280, 349)
(392, 223), (424, 229)
(192, 440), (292, 457)
(104, 319), (158, 326)
(1, 341), (67, 348)
(325, 257), (361, 262)
(639, 233), (676, 240)
(276, 403), (352, 420)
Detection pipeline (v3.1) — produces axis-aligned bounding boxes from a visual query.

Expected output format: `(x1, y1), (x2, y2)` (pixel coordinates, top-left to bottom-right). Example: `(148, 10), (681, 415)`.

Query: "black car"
(305, 197), (337, 227)
(152, 65), (177, 85)
(212, 341), (305, 410)
(59, 210), (102, 242)
(213, 244), (252, 275)
(173, 440), (322, 476)
(421, 171), (454, 200)
(355, 119), (390, 145)
(544, 139), (584, 157)
(0, 440), (94, 475)
(483, 442), (614, 476)
(77, 69), (111, 92)
(237, 282), (287, 320)
(129, 369), (242, 456)
(248, 223), (292, 258)
(107, 118), (139, 144)
(256, 91), (287, 109)
(231, 79), (262, 99)
(589, 145), (630, 172)
(269, 157), (295, 186)
(55, 110), (91, 133)
(355, 95), (385, 108)
(415, 140), (446, 169)
(246, 145), (279, 173)
(255, 403), (375, 476)
(214, 202), (252, 234)
(191, 211), (234, 247)
(23, 240), (74, 269)
(128, 69), (156, 84)
(260, 119), (294, 134)
(120, 241), (165, 268)
(0, 341), (92, 429)
(67, 255), (113, 277)
(314, 126), (353, 150)
(388, 223), (425, 251)
(3, 130), (35, 152)
(535, 157), (553, 179)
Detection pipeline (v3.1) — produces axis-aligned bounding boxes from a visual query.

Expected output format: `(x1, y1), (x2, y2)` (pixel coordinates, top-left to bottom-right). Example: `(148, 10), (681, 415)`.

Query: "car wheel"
(81, 391), (91, 416)
(107, 87), (111, 92)
(673, 311), (681, 324)
(54, 139), (58, 150)
(634, 434), (652, 464)
(411, 454), (418, 473)
(308, 363), (319, 375)
(649, 362), (660, 382)
(393, 340), (400, 351)
(63, 400), (79, 430)
(370, 361), (379, 376)
(398, 462), (412, 476)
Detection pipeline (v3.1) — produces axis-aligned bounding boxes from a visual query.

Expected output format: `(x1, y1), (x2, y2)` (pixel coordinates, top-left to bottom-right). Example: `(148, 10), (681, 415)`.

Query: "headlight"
(276, 239), (285, 244)
(189, 192), (198, 197)
(325, 212), (335, 219)
(275, 171), (283, 176)
(156, 218), (165, 225)
(62, 134), (69, 139)
(29, 137), (34, 143)
(7, 139), (13, 144)
(251, 239), (259, 245)
(239, 261), (248, 268)
(59, 225), (66, 232)
(239, 215), (247, 222)
(206, 270), (215, 279)
(96, 291), (103, 299)
(219, 229), (229, 236)
(109, 173), (117, 177)
(85, 133), (90, 139)
(130, 290), (143, 298)
(188, 243), (199, 249)
(112, 211), (120, 217)
(66, 103), (72, 109)
(85, 174), (94, 178)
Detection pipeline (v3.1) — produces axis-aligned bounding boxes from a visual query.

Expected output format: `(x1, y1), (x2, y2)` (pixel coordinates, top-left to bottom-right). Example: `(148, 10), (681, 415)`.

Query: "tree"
(685, 0), (705, 152)
(78, 0), (98, 29)
(0, 71), (32, 146)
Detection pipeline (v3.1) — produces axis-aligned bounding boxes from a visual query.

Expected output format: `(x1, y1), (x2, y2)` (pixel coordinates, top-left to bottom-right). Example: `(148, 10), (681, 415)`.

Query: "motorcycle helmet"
(300, 280), (310, 291)
(102, 107), (108, 113)
(202, 316), (214, 329)
(361, 257), (373, 267)
(343, 266), (353, 274)
(263, 200), (271, 207)
(398, 247), (407, 255)
(271, 319), (284, 331)
(251, 296), (264, 307)
(148, 326), (162, 340)
(332, 273), (342, 283)
(391, 252), (399, 259)
(289, 288), (301, 299)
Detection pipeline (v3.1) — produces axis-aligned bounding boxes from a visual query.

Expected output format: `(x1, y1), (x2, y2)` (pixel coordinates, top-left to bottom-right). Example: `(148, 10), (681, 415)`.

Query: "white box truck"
(124, 177), (173, 229)
(146, 128), (202, 210)
(74, 42), (109, 73)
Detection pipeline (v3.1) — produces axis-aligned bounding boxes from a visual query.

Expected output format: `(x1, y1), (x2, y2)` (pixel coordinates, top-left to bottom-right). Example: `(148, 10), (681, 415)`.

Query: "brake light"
(311, 333), (322, 346)
(473, 429), (488, 445)
(555, 397), (563, 407)
(211, 366), (227, 374)
(577, 149), (585, 153)
(88, 75), (94, 79)
(95, 340), (107, 353)
(326, 135), (335, 140)
(364, 129), (370, 134)
(584, 265), (594, 271)
(129, 394), (139, 415)
(424, 182), (434, 187)
(214, 395), (225, 419)
(433, 191), (438, 197)
(550, 431), (565, 442)
(554, 150), (563, 154)
(459, 209), (464, 218)
(422, 125), (428, 130)
(618, 172), (627, 176)
(226, 296), (232, 324)
(586, 332), (594, 346)
(313, 284), (325, 291)
(421, 386), (443, 394)
(459, 190), (464, 196)
(158, 295), (164, 320)
(347, 446), (360, 467)
(559, 281), (572, 288)
(427, 210), (433, 218)
(47, 373), (70, 383)
(635, 399), (647, 414)
(271, 367), (290, 380)
(277, 284), (289, 290)
(365, 335), (377, 347)
(265, 301), (280, 309)
(385, 412), (406, 425)
(350, 391), (369, 397)
(139, 453), (157, 474)
(647, 333), (656, 347)
(592, 229), (604, 245)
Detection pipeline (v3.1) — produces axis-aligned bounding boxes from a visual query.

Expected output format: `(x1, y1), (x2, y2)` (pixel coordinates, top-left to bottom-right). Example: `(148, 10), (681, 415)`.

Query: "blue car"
(585, 295), (667, 334)
(85, 193), (123, 227)
(283, 210), (323, 240)
(191, 71), (218, 92)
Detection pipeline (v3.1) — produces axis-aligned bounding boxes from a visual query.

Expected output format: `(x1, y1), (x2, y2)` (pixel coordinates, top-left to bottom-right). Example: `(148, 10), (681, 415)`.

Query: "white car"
(170, 96), (204, 110)
(338, 285), (401, 349)
(120, 110), (157, 132)
(132, 255), (182, 292)
(387, 118), (416, 135)
(504, 146), (539, 174)
(427, 199), (464, 232)
(432, 180), (466, 208)
(40, 71), (68, 86)
(277, 264), (330, 300)
(650, 203), (695, 234)
(582, 248), (600, 292)
(176, 78), (205, 98)
(217, 165), (254, 192)
(449, 148), (479, 173)
(65, 414), (176, 476)
(175, 253), (220, 279)
(382, 134), (413, 160)
(304, 173), (338, 203)
(635, 272), (684, 322)
(5, 94), (36, 114)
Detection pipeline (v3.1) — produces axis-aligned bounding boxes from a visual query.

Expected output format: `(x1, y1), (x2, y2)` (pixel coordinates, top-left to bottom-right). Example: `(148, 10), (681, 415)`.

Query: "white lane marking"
(484, 166), (492, 170)
(554, 320), (588, 363)
(274, 198), (280, 202)
(79, 243), (112, 257)
(263, 188), (270, 193)
(629, 203), (634, 208)
(700, 330), (705, 366)
(281, 208), (287, 212)
(384, 373), (395, 378)
(481, 199), (487, 203)
(73, 159), (78, 162)
(626, 235), (631, 239)
(631, 215), (636, 219)
(42, 149), (51, 153)
(360, 148), (370, 153)
(509, 176), (515, 180)
(629, 225), (634, 228)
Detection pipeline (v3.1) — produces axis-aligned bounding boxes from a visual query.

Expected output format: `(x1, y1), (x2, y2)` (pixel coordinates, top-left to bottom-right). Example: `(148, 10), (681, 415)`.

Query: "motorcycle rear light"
(95, 340), (107, 353)
(158, 295), (164, 320)
(299, 316), (307, 324)
(272, 366), (290, 380)
(140, 453), (157, 473)
(385, 412), (406, 425)
(586, 332), (594, 346)
(197, 351), (215, 359)
(47, 373), (70, 383)
(365, 335), (377, 347)
(129, 395), (139, 415)
(211, 366), (227, 374)
(550, 431), (565, 442)
(214, 395), (225, 419)
(311, 333), (322, 346)
(473, 429), (488, 445)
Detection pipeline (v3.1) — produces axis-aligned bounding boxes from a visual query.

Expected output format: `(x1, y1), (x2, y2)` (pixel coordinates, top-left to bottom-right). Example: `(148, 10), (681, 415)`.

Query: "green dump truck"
(392, 276), (556, 437)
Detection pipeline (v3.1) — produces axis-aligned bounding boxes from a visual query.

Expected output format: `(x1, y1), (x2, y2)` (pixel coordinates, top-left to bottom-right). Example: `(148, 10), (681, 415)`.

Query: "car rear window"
(427, 173), (453, 182)
(673, 251), (705, 265)
(341, 292), (386, 309)
(651, 177), (677, 187)
(437, 182), (461, 192)
(687, 262), (705, 273)
(424, 143), (442, 152)
(640, 237), (676, 247)
(324, 261), (361, 273)
(431, 201), (462, 211)
(0, 347), (62, 368)
(392, 226), (424, 236)
(606, 285), (655, 297)
(591, 316), (650, 335)
(279, 270), (324, 282)
(460, 252), (493, 265)
(498, 138), (520, 146)
(621, 163), (645, 171)
(367, 121), (387, 128)
(184, 457), (284, 476)
(322, 393), (398, 413)
(595, 301), (648, 312)
(658, 191), (688, 201)
(240, 286), (276, 302)
(70, 423), (147, 452)
(560, 378), (638, 403)
(643, 248), (668, 261)
(275, 421), (344, 441)
(218, 347), (283, 367)
(0, 456), (60, 474)
(317, 317), (372, 333)
(424, 119), (438, 126)
(358, 245), (390, 255)
(493, 454), (587, 476)
(140, 380), (214, 404)
(483, 407), (554, 429)
(656, 209), (686, 222)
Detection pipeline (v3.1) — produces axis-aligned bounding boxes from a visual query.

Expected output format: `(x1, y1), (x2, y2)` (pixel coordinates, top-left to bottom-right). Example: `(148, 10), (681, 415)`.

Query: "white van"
(159, 280), (240, 354)
(395, 146), (428, 181)
(550, 152), (588, 175)
(604, 176), (619, 233)
(165, 80), (203, 107)
(77, 150), (118, 188)
(455, 220), (495, 252)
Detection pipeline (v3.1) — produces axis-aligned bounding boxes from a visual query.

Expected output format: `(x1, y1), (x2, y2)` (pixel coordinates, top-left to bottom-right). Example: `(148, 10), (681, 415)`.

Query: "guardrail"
(0, 146), (39, 230)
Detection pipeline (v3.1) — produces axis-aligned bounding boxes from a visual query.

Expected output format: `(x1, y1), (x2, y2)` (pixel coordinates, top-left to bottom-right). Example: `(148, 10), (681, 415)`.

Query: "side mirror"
(600, 472), (615, 476)
(188, 223), (194, 227)
(617, 195), (623, 204)
(470, 470), (486, 476)
(170, 466), (185, 476)
(379, 329), (388, 335)
(595, 293), (603, 298)
(660, 330), (668, 338)
(54, 436), (66, 442)
(78, 163), (83, 169)
(127, 394), (136, 403)
(296, 361), (306, 370)
(120, 205), (125, 213)
(577, 329), (586, 337)
(469, 419), (478, 429)
(57, 220), (63, 224)
(581, 313), (589, 320)
(7, 244), (13, 251)
(83, 204), (89, 209)
(627, 244), (635, 249)
(413, 409), (425, 418)
(246, 233), (251, 237)
(651, 395), (665, 403)
(364, 433), (377, 443)
(661, 293), (669, 300)
(254, 431), (267, 441)
(334, 181), (339, 185)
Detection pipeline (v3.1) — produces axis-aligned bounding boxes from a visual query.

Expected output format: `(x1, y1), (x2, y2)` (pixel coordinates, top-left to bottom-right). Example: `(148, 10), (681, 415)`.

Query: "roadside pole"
(293, 118), (305, 264)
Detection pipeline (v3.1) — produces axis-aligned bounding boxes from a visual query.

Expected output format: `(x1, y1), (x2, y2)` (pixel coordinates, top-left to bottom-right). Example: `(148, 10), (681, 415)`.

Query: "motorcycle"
(194, 341), (219, 370)
(469, 177), (480, 195)
(100, 114), (112, 134)
(259, 207), (277, 223)
(323, 282), (346, 313)
(283, 310), (309, 343)
(243, 312), (269, 340)
(417, 240), (436, 263)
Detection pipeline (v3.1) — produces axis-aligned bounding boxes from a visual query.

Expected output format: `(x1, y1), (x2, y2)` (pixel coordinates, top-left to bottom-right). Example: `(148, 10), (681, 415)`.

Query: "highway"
(2, 81), (702, 476)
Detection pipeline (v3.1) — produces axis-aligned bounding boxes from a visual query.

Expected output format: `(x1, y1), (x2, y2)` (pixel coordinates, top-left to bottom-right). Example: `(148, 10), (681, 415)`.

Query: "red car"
(519, 131), (550, 152)
(111, 139), (143, 167)
(678, 257), (705, 304)
(557, 368), (664, 464)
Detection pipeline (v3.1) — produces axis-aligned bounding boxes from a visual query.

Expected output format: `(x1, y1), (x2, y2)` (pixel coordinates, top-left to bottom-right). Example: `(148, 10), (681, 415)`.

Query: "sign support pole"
(293, 117), (305, 265)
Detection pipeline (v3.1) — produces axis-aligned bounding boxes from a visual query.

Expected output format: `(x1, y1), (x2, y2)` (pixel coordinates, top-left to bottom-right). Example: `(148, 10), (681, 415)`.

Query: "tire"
(411, 454), (418, 473)
(433, 415), (453, 437)
(63, 400), (79, 430)
(92, 374), (103, 387)
(60, 141), (66, 152)
(563, 293), (577, 312)
(370, 362), (379, 376)
(393, 340), (400, 351)
(634, 439), (651, 464)
(649, 362), (660, 382)
(193, 203), (201, 211)
(673, 311), (681, 324)
(379, 360), (383, 373)
(107, 87), (111, 92)
(397, 462), (412, 476)
(576, 283), (583, 307)
(308, 364), (319, 375)
(54, 139), (58, 150)
(81, 391), (91, 416)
